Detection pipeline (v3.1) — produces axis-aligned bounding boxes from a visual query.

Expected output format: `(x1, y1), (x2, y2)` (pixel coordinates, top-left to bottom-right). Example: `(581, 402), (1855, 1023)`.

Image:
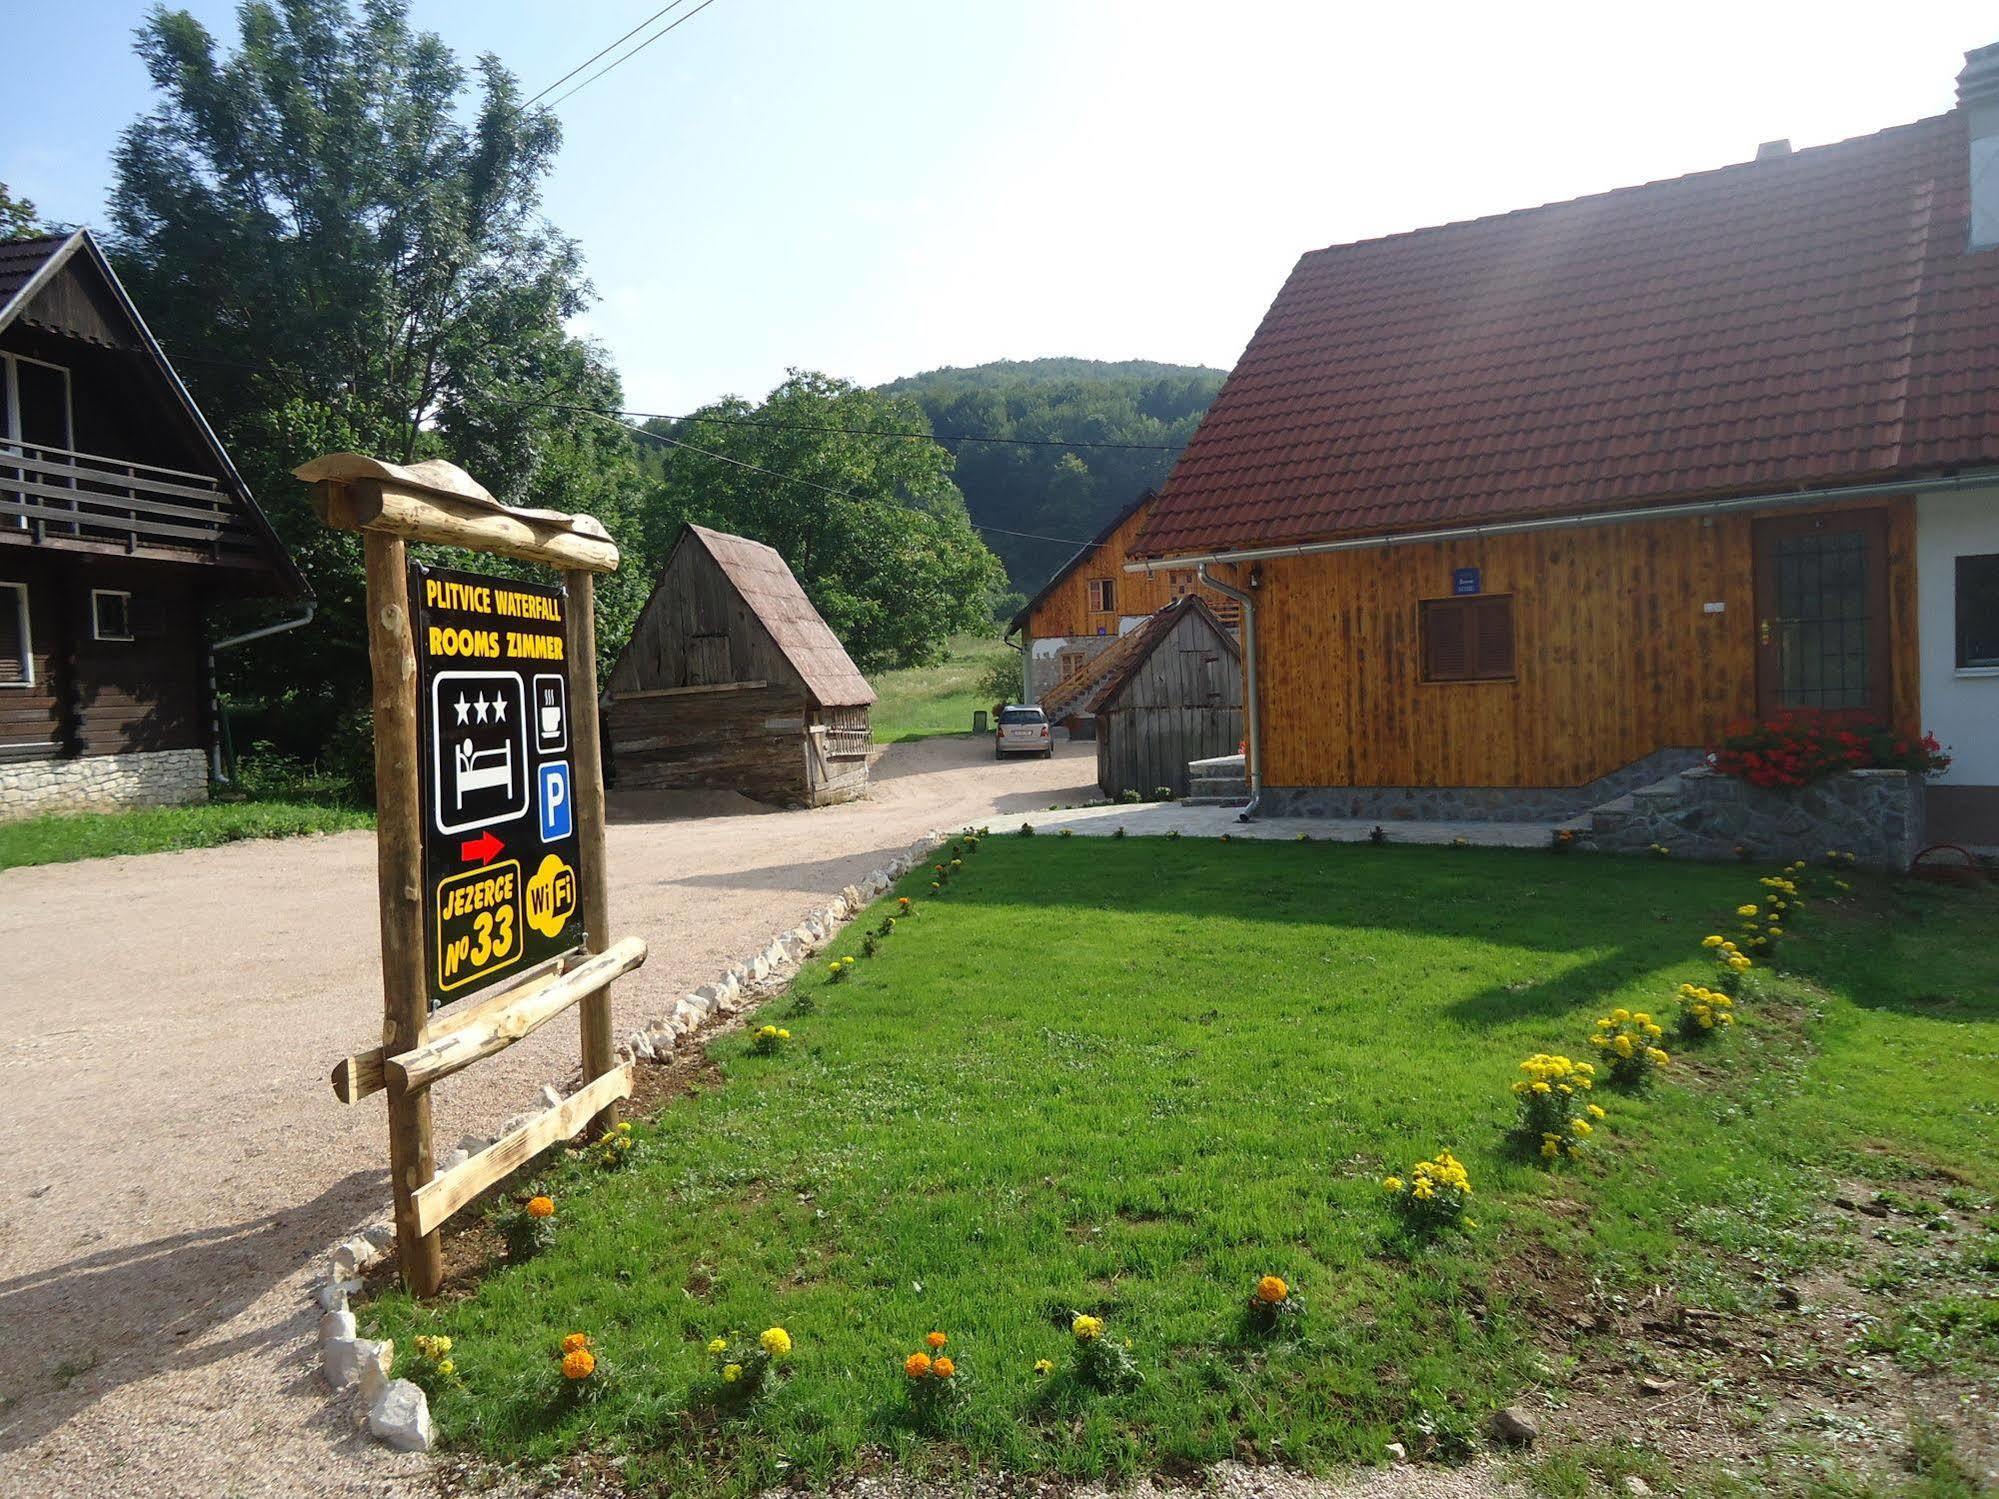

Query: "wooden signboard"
(412, 565), (586, 1007)
(298, 453), (647, 1296)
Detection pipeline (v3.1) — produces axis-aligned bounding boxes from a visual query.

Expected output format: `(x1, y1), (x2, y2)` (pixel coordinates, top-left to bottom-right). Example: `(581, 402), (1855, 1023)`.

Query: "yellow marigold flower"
(933, 1356), (956, 1378)
(527, 1195), (555, 1219)
(1383, 1175), (1404, 1192)
(1737, 904), (1759, 917)
(1033, 1358), (1054, 1376)
(777, 1028), (791, 1040)
(1612, 1008), (1630, 1022)
(761, 1327), (792, 1358)
(1643, 1023), (1663, 1037)
(1647, 1048), (1670, 1065)
(1572, 1119), (1593, 1137)
(1256, 1275), (1289, 1304)
(437, 1359), (454, 1377)
(1587, 1103), (1607, 1119)
(562, 1348), (596, 1380)
(1072, 1314), (1103, 1342)
(1767, 926), (1783, 937)
(1612, 1034), (1634, 1058)
(905, 1352), (932, 1378)
(561, 1332), (590, 1355)
(1701, 935), (1725, 948)
(707, 1337), (727, 1355)
(758, 1024), (778, 1038)
(926, 1331), (948, 1350)
(722, 1362), (742, 1383)
(1413, 1180), (1435, 1198)
(1540, 1140), (1560, 1159)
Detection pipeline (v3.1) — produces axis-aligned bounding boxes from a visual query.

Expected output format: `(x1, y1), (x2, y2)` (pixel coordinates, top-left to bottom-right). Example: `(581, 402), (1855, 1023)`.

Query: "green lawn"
(0, 795), (371, 869)
(867, 633), (1015, 742)
(364, 842), (1999, 1495)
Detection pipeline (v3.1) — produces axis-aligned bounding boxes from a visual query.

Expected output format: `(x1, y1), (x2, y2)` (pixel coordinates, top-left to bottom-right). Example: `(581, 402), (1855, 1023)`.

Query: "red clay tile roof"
(1134, 111), (1999, 559)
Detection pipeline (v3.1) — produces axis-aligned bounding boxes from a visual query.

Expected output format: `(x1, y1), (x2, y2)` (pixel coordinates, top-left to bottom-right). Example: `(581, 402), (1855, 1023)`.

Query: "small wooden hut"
(1091, 596), (1242, 799)
(604, 524), (874, 806)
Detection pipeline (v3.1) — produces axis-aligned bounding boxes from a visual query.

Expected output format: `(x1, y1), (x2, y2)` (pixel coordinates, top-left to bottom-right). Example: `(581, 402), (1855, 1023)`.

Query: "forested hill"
(878, 359), (1225, 595)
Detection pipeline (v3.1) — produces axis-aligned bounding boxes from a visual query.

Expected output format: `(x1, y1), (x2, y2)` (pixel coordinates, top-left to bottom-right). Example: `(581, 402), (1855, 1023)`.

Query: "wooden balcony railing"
(0, 438), (263, 561)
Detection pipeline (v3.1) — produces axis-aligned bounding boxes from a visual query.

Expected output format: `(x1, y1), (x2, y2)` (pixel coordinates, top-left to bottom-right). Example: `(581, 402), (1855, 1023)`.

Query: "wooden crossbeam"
(313, 479), (619, 573)
(329, 952), (585, 1104)
(386, 938), (647, 1092)
(411, 1064), (633, 1237)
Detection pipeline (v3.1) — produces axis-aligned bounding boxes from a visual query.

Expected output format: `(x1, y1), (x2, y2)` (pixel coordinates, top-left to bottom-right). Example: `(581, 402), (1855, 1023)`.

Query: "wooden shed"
(604, 524), (874, 806)
(1091, 596), (1243, 799)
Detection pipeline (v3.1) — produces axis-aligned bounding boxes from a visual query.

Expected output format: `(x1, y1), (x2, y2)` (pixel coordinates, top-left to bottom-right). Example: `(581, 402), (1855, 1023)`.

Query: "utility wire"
(545, 0), (723, 110)
(609, 415), (1101, 549)
(525, 0), (692, 106)
(165, 350), (1189, 453)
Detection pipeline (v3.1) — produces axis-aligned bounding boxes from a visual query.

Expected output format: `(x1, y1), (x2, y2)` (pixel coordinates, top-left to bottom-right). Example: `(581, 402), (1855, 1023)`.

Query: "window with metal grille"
(1961, 554), (1999, 669)
(0, 581), (29, 685)
(1086, 577), (1116, 613)
(1420, 595), (1515, 682)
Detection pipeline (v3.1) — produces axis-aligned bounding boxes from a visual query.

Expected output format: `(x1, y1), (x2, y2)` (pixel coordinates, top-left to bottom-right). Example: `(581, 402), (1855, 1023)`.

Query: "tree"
(107, 0), (643, 750)
(0, 182), (41, 241)
(639, 373), (1007, 673)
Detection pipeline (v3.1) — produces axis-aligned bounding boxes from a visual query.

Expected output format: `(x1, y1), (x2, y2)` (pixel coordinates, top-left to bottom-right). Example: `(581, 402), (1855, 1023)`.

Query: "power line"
(164, 350), (1190, 453)
(611, 416), (1101, 549)
(545, 0), (723, 110)
(525, 1), (692, 107)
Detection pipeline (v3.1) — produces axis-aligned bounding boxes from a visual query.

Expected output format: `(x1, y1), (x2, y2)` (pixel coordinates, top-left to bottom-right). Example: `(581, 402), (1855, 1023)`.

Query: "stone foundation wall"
(0, 748), (209, 821)
(1260, 747), (1704, 824)
(1583, 767), (1924, 870)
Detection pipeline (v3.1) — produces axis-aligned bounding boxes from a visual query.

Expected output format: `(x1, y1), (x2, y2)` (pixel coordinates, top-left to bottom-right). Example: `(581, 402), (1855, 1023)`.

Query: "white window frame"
(91, 587), (133, 643)
(2, 352), (76, 532)
(0, 580), (30, 687)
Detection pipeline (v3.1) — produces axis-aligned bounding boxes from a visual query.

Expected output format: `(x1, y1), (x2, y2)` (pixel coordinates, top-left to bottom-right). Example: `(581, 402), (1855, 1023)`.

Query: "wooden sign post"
(299, 454), (646, 1297)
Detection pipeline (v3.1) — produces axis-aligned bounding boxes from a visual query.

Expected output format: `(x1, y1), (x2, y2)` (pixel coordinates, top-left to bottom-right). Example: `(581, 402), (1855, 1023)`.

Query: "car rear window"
(998, 709), (1045, 725)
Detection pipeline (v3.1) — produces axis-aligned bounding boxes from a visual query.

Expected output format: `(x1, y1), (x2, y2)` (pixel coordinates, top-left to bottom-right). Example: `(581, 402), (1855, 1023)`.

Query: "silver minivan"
(994, 704), (1053, 759)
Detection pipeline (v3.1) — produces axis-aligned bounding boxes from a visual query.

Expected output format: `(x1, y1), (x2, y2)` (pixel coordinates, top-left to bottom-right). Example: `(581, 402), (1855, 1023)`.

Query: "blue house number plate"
(1452, 567), (1481, 595)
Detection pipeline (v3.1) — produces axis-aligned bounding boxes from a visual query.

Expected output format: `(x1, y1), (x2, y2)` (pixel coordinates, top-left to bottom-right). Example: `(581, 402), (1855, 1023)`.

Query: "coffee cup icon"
(540, 703), (562, 739)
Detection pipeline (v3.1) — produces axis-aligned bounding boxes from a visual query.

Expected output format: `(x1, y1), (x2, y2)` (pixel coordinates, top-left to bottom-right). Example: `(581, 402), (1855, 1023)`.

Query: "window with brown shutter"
(1420, 595), (1515, 682)
(1086, 577), (1116, 613)
(0, 582), (28, 686)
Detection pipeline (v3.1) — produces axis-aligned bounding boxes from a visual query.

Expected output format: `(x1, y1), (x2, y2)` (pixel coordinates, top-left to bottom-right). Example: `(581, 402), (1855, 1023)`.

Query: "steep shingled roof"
(1039, 595), (1226, 722)
(685, 525), (876, 708)
(1134, 110), (1999, 559)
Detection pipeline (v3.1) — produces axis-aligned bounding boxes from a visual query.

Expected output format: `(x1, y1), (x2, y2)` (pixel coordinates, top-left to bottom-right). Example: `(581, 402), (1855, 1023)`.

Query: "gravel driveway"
(0, 735), (1095, 1498)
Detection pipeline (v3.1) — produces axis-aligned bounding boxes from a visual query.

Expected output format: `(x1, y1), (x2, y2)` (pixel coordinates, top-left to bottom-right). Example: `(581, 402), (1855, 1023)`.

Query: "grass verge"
(364, 842), (1999, 1495)
(867, 633), (1013, 742)
(0, 795), (371, 868)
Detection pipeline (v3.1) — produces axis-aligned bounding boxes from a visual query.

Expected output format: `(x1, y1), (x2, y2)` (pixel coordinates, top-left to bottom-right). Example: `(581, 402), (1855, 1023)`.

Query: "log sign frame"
(299, 454), (647, 1297)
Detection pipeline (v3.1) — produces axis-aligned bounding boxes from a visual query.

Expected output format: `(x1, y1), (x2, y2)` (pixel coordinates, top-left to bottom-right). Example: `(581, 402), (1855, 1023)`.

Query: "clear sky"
(7, 1), (1995, 416)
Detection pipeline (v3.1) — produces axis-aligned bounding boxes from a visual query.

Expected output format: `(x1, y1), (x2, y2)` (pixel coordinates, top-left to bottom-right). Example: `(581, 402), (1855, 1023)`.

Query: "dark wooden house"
(0, 231), (307, 820)
(604, 524), (874, 806)
(1090, 596), (1243, 799)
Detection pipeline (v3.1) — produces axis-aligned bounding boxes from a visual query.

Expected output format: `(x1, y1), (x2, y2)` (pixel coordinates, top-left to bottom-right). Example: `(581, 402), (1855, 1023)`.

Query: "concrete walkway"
(991, 797), (1563, 847)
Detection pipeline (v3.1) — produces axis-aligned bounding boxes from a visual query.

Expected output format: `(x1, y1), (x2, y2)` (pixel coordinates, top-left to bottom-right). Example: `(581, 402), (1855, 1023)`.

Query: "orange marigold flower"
(561, 1348), (596, 1380)
(932, 1356), (956, 1378)
(526, 1195), (555, 1219)
(926, 1331), (948, 1350)
(560, 1332), (590, 1355)
(904, 1352), (932, 1378)
(1255, 1275), (1289, 1304)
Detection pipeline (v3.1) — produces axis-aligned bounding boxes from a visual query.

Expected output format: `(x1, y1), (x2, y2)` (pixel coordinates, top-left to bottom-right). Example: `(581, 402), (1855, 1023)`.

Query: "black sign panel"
(412, 564), (585, 1010)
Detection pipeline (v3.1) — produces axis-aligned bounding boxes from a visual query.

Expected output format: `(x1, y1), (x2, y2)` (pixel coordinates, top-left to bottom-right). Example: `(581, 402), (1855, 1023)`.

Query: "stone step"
(1181, 795), (1249, 808)
(1188, 777), (1246, 799)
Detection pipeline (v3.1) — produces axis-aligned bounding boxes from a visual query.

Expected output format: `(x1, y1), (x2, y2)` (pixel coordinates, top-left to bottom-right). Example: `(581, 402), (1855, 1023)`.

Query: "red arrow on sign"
(460, 830), (504, 865)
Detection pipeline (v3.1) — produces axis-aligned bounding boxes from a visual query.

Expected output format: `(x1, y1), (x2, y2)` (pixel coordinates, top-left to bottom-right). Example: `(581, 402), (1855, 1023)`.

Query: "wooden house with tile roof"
(1124, 43), (1999, 854)
(604, 523), (874, 806)
(0, 230), (308, 820)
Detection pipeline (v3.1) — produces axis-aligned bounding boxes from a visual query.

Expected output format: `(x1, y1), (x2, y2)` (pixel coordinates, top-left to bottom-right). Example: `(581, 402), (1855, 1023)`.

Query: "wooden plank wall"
(1024, 500), (1234, 640)
(805, 704), (870, 805)
(1096, 607), (1244, 798)
(607, 537), (808, 697)
(0, 548), (204, 758)
(1248, 500), (1920, 791)
(606, 682), (812, 804)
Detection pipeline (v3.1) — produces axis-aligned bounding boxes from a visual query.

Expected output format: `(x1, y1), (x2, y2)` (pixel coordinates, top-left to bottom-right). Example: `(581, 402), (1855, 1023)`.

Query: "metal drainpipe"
(1198, 563), (1261, 820)
(206, 602), (317, 783)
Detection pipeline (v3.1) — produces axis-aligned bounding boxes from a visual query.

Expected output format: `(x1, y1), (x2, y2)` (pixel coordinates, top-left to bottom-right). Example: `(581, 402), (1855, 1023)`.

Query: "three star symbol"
(452, 691), (510, 726)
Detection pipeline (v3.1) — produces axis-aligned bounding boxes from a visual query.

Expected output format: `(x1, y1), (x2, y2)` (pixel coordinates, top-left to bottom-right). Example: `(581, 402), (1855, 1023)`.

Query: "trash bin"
(972, 710), (989, 735)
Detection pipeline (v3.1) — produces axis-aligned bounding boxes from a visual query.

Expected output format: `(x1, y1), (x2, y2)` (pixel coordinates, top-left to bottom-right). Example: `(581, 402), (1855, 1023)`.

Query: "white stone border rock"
(309, 831), (955, 1453)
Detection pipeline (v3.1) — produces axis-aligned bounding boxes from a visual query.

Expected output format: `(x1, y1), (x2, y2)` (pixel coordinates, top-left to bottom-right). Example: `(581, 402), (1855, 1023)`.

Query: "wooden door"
(1752, 511), (1891, 722)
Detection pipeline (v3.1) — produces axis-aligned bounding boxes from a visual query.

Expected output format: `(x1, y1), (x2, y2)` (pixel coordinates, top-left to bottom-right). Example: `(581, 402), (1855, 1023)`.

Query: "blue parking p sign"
(538, 760), (573, 843)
